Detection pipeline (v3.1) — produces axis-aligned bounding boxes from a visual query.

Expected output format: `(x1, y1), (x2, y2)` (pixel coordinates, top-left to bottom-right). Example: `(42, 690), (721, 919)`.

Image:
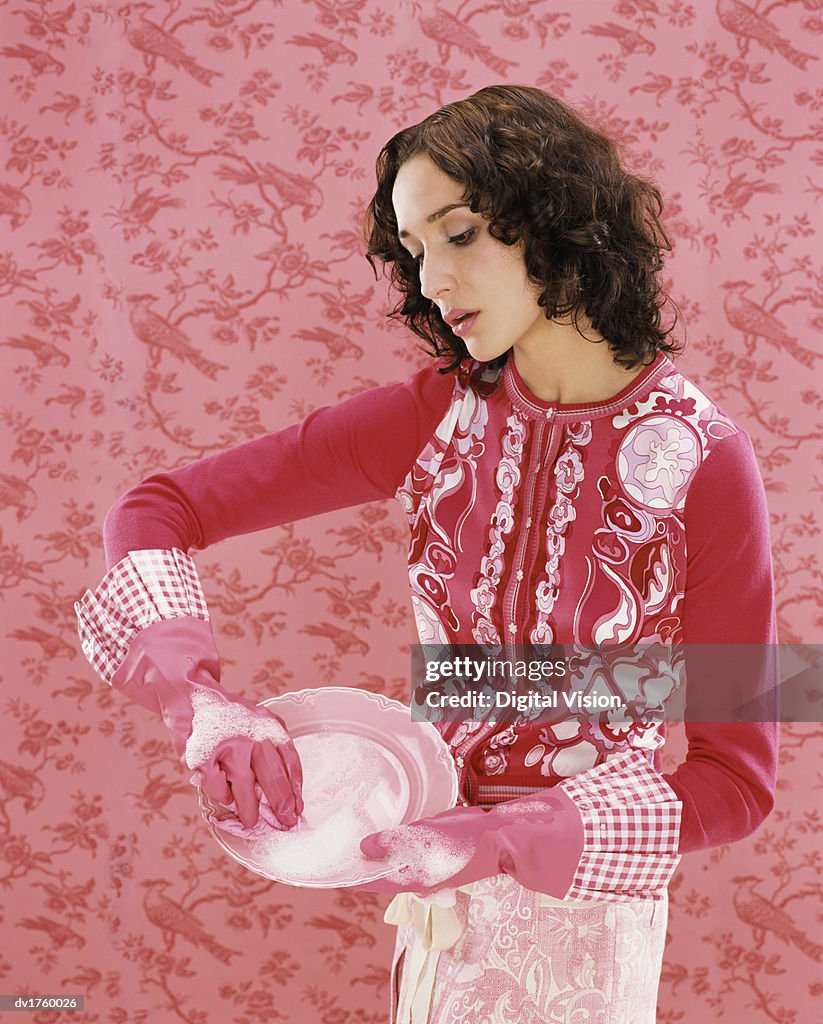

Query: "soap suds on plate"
(245, 731), (402, 884)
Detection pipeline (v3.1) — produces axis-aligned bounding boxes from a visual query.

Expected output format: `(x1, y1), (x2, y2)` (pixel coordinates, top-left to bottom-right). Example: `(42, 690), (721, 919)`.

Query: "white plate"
(198, 686), (459, 888)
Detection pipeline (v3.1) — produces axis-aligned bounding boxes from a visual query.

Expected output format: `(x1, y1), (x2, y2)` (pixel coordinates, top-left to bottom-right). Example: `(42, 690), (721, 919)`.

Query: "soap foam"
(492, 797), (558, 821)
(375, 824), (474, 889)
(254, 804), (376, 881)
(245, 730), (403, 883)
(185, 685), (290, 769)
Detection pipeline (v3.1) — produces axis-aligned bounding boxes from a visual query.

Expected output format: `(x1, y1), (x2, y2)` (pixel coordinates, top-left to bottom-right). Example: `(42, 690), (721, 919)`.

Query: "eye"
(412, 227), (477, 266)
(450, 228), (477, 247)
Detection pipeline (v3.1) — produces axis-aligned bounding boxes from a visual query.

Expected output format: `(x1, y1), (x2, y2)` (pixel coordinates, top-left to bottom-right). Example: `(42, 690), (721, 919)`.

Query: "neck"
(512, 314), (649, 404)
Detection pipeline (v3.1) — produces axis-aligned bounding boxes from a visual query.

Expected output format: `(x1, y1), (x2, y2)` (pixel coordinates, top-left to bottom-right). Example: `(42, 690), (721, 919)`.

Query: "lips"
(452, 311), (479, 335)
(444, 309), (480, 335)
(444, 308), (479, 328)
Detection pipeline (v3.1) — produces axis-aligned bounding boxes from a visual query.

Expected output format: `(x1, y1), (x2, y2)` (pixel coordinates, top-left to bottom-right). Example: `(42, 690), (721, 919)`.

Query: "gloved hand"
(110, 615), (303, 830)
(360, 750), (683, 900)
(358, 788), (584, 898)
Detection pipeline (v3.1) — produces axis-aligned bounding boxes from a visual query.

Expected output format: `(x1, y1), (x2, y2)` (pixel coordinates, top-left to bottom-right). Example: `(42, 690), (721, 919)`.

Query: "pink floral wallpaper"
(2, 1), (821, 1021)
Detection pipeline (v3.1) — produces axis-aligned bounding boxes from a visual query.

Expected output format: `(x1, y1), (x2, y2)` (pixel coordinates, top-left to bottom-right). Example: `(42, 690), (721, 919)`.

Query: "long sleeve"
(663, 428), (779, 853)
(102, 362), (456, 568)
(77, 362), (456, 710)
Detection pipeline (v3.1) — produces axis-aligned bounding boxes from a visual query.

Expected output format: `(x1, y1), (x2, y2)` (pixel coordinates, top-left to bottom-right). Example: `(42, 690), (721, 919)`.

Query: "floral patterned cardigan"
(77, 349), (778, 896)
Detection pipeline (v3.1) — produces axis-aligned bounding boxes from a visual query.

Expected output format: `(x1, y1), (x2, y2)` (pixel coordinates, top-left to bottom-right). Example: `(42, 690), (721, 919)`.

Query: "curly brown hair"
(363, 84), (681, 373)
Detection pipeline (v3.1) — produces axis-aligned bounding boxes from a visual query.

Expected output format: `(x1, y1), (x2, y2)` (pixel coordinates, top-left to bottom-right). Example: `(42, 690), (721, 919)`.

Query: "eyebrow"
(397, 203), (469, 241)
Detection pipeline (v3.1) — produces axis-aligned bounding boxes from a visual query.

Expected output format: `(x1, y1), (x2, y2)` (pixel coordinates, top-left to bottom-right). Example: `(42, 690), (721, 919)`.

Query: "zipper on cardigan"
(503, 417), (549, 652)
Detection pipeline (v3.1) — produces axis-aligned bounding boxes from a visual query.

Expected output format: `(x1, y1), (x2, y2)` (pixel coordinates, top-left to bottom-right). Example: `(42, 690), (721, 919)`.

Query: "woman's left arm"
(662, 428), (779, 852)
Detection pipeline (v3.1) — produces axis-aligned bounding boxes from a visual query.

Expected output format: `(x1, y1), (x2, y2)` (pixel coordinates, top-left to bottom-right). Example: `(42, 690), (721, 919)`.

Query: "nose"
(418, 252), (454, 303)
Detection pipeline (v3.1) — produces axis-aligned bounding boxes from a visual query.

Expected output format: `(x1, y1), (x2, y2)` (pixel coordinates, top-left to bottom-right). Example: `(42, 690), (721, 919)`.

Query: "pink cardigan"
(102, 352), (779, 856)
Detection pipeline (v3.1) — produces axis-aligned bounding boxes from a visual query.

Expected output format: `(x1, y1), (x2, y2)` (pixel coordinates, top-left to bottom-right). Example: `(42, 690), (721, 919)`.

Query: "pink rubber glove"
(358, 789), (584, 898)
(110, 615), (303, 830)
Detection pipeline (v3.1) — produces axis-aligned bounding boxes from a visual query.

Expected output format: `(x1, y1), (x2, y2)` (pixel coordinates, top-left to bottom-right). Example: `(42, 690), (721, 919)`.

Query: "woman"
(76, 85), (778, 1023)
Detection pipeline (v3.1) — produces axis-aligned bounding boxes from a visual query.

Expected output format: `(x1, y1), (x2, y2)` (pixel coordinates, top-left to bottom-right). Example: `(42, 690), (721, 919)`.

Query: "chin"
(463, 339), (510, 364)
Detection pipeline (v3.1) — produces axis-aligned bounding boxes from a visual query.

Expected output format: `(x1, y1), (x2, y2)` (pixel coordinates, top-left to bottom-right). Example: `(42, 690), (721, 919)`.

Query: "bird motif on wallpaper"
(8, 626), (77, 662)
(214, 162), (324, 223)
(732, 876), (823, 961)
(287, 32), (358, 65)
(582, 22), (656, 56)
(707, 172), (780, 221)
(18, 916), (86, 949)
(126, 773), (193, 820)
(292, 326), (366, 360)
(299, 621), (371, 657)
(0, 473), (37, 522)
(306, 913), (378, 949)
(0, 43), (65, 76)
(118, 2), (222, 86)
(107, 187), (185, 234)
(141, 879), (241, 963)
(716, 0), (818, 70)
(1, 335), (71, 368)
(44, 385), (86, 418)
(257, 163), (325, 222)
(0, 759), (46, 824)
(721, 282), (821, 369)
(126, 294), (229, 379)
(628, 73), (674, 106)
(412, 4), (519, 77)
(0, 184), (32, 232)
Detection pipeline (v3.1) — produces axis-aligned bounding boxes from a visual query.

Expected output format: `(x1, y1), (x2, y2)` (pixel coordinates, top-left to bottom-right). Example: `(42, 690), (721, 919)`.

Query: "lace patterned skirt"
(387, 874), (668, 1024)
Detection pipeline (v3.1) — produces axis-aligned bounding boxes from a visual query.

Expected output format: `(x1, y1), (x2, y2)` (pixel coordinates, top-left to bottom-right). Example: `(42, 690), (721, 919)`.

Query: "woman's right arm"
(104, 361), (456, 567)
(76, 360), (457, 830)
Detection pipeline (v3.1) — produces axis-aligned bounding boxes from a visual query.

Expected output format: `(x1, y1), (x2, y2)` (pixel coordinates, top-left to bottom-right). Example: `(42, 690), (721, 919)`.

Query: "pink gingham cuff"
(559, 749), (682, 902)
(74, 549), (209, 684)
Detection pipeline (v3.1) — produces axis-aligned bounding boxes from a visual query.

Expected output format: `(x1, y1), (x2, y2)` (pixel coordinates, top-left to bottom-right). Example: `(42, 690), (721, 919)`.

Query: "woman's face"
(391, 152), (548, 364)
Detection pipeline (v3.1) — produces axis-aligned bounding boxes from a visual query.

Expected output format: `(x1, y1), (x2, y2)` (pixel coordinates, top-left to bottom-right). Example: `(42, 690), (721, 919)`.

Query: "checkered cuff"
(74, 549), (209, 684)
(559, 750), (682, 902)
